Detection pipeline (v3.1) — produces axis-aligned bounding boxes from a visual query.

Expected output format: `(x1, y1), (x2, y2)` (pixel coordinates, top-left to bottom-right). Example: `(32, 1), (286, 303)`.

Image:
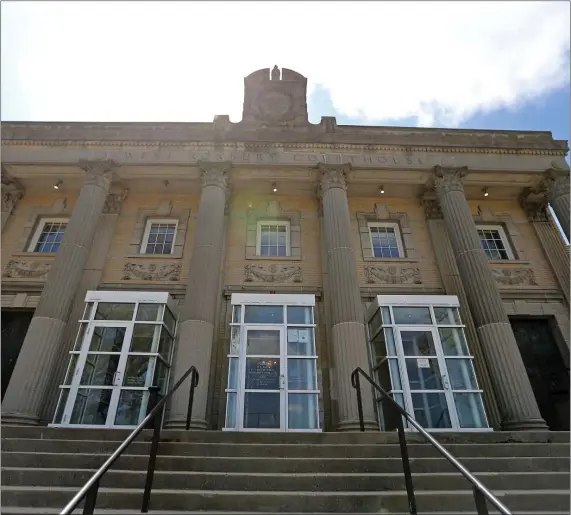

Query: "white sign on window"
(417, 358), (430, 369)
(287, 329), (299, 343)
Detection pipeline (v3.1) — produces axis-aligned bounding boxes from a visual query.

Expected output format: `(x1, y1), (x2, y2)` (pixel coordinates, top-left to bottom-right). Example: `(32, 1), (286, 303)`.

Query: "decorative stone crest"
(244, 264), (302, 283)
(491, 268), (537, 286)
(198, 161), (231, 190)
(433, 165), (468, 196)
(104, 188), (129, 214)
(79, 159), (116, 190)
(2, 166), (25, 215)
(3, 260), (51, 279)
(364, 265), (422, 285)
(317, 163), (350, 195)
(519, 185), (549, 222)
(122, 262), (181, 281)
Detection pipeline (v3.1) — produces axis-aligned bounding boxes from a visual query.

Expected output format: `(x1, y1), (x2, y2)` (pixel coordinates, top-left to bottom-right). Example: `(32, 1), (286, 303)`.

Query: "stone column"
(318, 163), (377, 431)
(1, 167), (25, 232)
(520, 186), (570, 307)
(166, 161), (230, 429)
(433, 165), (546, 431)
(1, 160), (115, 425)
(545, 169), (570, 240)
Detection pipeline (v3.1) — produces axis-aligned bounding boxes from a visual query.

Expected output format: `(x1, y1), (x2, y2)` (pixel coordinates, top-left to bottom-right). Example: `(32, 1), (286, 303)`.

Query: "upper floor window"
(29, 218), (68, 253)
(368, 222), (404, 258)
(257, 221), (290, 257)
(141, 219), (177, 255)
(477, 225), (514, 260)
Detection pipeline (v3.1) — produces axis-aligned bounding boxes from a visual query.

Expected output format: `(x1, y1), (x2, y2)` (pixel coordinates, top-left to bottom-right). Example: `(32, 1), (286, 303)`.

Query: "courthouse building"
(1, 66), (570, 434)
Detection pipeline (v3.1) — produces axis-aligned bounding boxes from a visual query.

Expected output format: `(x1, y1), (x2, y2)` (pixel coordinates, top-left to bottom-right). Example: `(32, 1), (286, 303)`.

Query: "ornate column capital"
(79, 159), (116, 190)
(198, 161), (231, 190)
(104, 188), (129, 214)
(545, 168), (570, 202)
(519, 185), (549, 222)
(433, 165), (468, 196)
(316, 163), (351, 196)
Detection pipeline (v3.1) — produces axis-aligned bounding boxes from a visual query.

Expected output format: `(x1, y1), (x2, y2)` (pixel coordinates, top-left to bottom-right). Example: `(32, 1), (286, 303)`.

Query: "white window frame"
(28, 217), (69, 252)
(256, 220), (291, 257)
(367, 222), (405, 258)
(476, 224), (514, 260)
(140, 218), (178, 255)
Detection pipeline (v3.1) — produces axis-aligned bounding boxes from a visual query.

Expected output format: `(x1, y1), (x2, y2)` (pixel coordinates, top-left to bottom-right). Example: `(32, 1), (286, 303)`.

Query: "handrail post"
(185, 367), (199, 430)
(141, 386), (162, 513)
(82, 480), (99, 515)
(473, 485), (490, 515)
(352, 371), (365, 432)
(396, 409), (417, 514)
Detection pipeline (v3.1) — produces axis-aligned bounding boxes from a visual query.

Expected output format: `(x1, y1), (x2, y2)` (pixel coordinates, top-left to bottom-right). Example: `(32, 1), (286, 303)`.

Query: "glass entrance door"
(240, 326), (285, 431)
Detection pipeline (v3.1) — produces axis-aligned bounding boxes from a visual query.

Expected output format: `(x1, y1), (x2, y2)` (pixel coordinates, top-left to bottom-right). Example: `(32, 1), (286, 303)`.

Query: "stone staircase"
(1, 426), (569, 514)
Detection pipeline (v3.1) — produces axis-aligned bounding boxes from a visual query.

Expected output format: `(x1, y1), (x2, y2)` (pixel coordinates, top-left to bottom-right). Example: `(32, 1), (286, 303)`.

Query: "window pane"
(230, 326), (240, 354)
(411, 393), (452, 429)
(53, 388), (70, 424)
(244, 305), (283, 324)
(232, 305), (242, 323)
(288, 393), (318, 429)
(163, 307), (176, 334)
(83, 303), (94, 320)
(381, 307), (392, 324)
(405, 358), (443, 390)
(73, 323), (88, 351)
(385, 328), (397, 355)
(136, 304), (161, 322)
(243, 392), (280, 429)
(33, 221), (67, 253)
(225, 392), (237, 428)
(246, 330), (280, 355)
(433, 307), (461, 325)
(245, 358), (280, 389)
(70, 388), (111, 425)
(368, 309), (382, 337)
(63, 354), (79, 385)
(80, 354), (120, 386)
(130, 325), (159, 353)
(454, 393), (487, 428)
(439, 328), (470, 356)
(114, 390), (144, 426)
(400, 330), (437, 356)
(227, 357), (239, 389)
(158, 328), (173, 361)
(287, 306), (313, 324)
(89, 326), (126, 352)
(389, 358), (402, 390)
(446, 358), (478, 390)
(288, 358), (317, 390)
(152, 359), (169, 393)
(370, 330), (388, 365)
(392, 307), (432, 325)
(95, 303), (135, 321)
(123, 356), (150, 387)
(287, 328), (315, 356)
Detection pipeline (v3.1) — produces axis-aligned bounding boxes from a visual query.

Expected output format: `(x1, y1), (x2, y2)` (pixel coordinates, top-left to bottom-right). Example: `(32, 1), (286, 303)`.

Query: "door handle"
(279, 375), (286, 389)
(113, 371), (122, 386)
(441, 374), (450, 389)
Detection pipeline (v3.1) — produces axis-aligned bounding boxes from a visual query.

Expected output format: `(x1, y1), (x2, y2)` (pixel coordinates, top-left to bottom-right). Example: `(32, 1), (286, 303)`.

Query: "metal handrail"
(351, 367), (512, 515)
(60, 365), (200, 515)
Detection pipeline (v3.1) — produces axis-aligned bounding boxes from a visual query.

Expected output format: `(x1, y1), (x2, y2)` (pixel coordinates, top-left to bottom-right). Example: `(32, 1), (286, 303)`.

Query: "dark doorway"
(510, 318), (570, 431)
(1, 310), (34, 399)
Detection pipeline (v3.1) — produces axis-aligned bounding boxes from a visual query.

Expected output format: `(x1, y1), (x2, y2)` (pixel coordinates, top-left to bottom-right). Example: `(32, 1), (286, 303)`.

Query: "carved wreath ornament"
(244, 264), (302, 283)
(491, 268), (537, 286)
(123, 262), (181, 281)
(2, 260), (51, 279)
(364, 265), (422, 285)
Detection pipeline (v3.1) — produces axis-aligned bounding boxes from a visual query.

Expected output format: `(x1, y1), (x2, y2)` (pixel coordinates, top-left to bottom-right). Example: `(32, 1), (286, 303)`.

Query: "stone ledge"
(244, 255), (302, 262)
(362, 257), (421, 263)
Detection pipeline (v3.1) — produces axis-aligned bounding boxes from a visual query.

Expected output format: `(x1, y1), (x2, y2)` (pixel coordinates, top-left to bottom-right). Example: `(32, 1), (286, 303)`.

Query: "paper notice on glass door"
(417, 358), (430, 368)
(287, 329), (299, 342)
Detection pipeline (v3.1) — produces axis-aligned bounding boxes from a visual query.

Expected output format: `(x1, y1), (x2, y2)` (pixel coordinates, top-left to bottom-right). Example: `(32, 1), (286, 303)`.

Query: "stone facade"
(1, 66), (569, 431)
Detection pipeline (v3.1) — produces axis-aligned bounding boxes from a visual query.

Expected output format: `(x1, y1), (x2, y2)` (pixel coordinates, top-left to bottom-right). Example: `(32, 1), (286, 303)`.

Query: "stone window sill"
(488, 260), (531, 265)
(363, 257), (420, 263)
(11, 252), (56, 258)
(126, 254), (183, 260)
(245, 255), (302, 261)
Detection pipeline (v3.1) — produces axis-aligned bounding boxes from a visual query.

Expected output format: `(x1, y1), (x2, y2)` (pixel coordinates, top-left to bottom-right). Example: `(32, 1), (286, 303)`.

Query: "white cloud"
(1, 1), (569, 126)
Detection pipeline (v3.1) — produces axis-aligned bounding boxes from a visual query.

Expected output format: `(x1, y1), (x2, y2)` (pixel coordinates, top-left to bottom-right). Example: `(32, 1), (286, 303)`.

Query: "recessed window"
(368, 223), (404, 258)
(257, 221), (290, 257)
(28, 218), (68, 253)
(141, 219), (177, 255)
(476, 225), (514, 260)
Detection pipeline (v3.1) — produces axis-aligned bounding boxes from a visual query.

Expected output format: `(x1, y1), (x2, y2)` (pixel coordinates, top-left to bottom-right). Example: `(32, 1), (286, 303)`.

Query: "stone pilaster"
(317, 163), (377, 431)
(422, 194), (501, 429)
(1, 160), (115, 426)
(166, 161), (230, 429)
(433, 165), (547, 431)
(520, 186), (570, 307)
(1, 167), (25, 232)
(545, 169), (570, 240)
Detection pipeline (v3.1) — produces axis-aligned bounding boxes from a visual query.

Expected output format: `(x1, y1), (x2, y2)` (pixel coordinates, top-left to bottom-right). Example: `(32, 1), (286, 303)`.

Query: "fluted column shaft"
(2, 160), (114, 425)
(166, 162), (230, 429)
(434, 166), (546, 431)
(546, 171), (570, 240)
(318, 164), (377, 431)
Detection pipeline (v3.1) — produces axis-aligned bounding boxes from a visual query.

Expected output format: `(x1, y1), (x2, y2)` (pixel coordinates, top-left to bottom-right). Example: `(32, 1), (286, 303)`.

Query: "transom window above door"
(141, 219), (177, 255)
(257, 221), (290, 257)
(476, 225), (514, 260)
(368, 222), (404, 258)
(28, 218), (69, 253)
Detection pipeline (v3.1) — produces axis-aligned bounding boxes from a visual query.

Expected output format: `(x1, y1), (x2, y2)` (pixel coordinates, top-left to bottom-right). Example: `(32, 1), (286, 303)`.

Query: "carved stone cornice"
(433, 165), (468, 196)
(519, 185), (549, 222)
(122, 262), (181, 281)
(2, 260), (51, 279)
(244, 264), (302, 283)
(79, 159), (116, 190)
(364, 265), (422, 285)
(545, 168), (570, 202)
(104, 188), (129, 214)
(198, 161), (231, 190)
(316, 163), (351, 195)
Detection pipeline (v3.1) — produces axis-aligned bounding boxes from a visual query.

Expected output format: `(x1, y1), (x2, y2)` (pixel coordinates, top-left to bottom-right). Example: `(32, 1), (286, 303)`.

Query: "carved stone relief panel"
(128, 199), (190, 258)
(356, 202), (417, 259)
(475, 206), (527, 261)
(364, 265), (422, 285)
(2, 259), (51, 280)
(246, 200), (301, 259)
(244, 264), (302, 283)
(491, 267), (537, 287)
(122, 262), (181, 281)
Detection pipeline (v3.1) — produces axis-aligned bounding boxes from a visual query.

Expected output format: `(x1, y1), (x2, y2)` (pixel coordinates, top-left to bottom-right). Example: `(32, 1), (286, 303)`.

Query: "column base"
(163, 417), (208, 430)
(501, 418), (549, 431)
(336, 419), (379, 432)
(1, 412), (42, 426)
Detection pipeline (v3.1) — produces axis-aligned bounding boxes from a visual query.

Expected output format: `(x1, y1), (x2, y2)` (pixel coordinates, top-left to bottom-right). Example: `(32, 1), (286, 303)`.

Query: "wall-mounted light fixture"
(164, 180), (170, 188)
(379, 185), (385, 194)
(272, 182), (278, 193)
(483, 187), (489, 197)
(53, 180), (63, 190)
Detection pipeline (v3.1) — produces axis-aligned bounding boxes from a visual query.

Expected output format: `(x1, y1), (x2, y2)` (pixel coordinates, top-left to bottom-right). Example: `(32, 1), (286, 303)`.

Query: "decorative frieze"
(491, 268), (537, 287)
(244, 264), (302, 283)
(364, 265), (422, 285)
(122, 262), (181, 281)
(2, 260), (51, 279)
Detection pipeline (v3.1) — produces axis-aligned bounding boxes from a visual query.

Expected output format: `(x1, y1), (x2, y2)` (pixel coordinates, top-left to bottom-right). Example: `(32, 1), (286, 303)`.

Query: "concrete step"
(2, 486), (570, 512)
(2, 511), (571, 515)
(3, 452), (569, 474)
(2, 467), (569, 492)
(3, 438), (568, 458)
(2, 426), (568, 445)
